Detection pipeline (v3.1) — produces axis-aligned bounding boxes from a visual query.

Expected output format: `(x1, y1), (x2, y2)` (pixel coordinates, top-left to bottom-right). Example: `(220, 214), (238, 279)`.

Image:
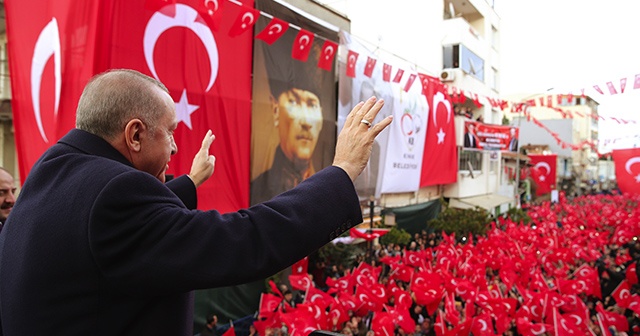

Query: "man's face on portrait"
(468, 124), (475, 134)
(273, 88), (324, 163)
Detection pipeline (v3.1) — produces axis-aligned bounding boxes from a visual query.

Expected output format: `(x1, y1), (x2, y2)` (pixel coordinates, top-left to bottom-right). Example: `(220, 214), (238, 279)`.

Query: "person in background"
(0, 69), (392, 335)
(0, 167), (16, 232)
(199, 314), (218, 336)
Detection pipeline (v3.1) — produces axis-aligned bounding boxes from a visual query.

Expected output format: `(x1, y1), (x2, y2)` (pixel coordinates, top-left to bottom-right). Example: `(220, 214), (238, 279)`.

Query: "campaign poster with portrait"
(463, 120), (519, 152)
(250, 0), (338, 205)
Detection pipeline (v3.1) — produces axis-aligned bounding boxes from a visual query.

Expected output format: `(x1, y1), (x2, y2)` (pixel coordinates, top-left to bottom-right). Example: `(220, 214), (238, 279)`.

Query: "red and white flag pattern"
(612, 147), (640, 194)
(7, 0), (255, 212)
(528, 154), (557, 195)
(255, 16), (289, 44)
(291, 29), (314, 61)
(420, 75), (457, 186)
(317, 40), (337, 71)
(345, 50), (358, 78)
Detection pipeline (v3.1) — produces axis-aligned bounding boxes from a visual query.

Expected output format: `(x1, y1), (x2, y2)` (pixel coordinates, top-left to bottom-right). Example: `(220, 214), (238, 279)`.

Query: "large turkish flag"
(420, 74), (457, 186)
(612, 147), (640, 194)
(5, 0), (99, 184)
(7, 0), (253, 212)
(528, 154), (557, 195)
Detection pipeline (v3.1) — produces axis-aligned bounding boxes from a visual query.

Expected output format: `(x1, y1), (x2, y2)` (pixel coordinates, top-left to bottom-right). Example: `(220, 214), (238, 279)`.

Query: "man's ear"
(270, 94), (279, 127)
(124, 118), (145, 152)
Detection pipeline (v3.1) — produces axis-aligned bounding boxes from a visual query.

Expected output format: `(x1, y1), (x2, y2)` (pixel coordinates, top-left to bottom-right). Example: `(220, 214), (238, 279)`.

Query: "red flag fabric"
(403, 74), (417, 92)
(372, 312), (395, 336)
(620, 78), (627, 93)
(289, 274), (312, 291)
(528, 154), (557, 195)
(317, 40), (338, 71)
(471, 313), (494, 336)
(200, 0), (228, 31)
(629, 294), (640, 316)
(345, 50), (358, 78)
(349, 228), (389, 241)
(258, 293), (282, 318)
(552, 307), (582, 336)
(291, 256), (309, 275)
(255, 16), (289, 44)
(6, 0), (99, 183)
(611, 279), (632, 308)
(291, 29), (315, 61)
(612, 148), (640, 194)
(597, 302), (629, 332)
(363, 56), (377, 77)
(228, 4), (260, 37)
(7, 0), (254, 213)
(382, 63), (392, 82)
(593, 84), (604, 95)
(269, 280), (283, 297)
(627, 261), (639, 286)
(328, 302), (349, 328)
(222, 326), (236, 336)
(420, 75), (458, 186)
(392, 68), (404, 83)
(634, 74), (640, 89)
(306, 286), (333, 310)
(606, 81), (618, 95)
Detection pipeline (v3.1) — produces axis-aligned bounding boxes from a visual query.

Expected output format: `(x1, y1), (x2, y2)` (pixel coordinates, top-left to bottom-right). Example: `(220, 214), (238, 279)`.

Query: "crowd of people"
(235, 192), (640, 336)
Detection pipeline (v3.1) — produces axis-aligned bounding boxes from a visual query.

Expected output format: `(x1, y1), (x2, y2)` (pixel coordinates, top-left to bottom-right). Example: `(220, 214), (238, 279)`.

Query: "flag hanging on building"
(420, 75), (458, 187)
(5, 0), (100, 184)
(6, 0), (255, 213)
(612, 148), (640, 194)
(528, 154), (557, 195)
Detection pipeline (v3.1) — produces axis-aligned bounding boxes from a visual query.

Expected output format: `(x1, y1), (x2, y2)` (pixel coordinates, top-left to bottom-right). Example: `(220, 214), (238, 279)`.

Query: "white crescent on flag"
(323, 45), (335, 59)
(534, 162), (551, 175)
(298, 35), (310, 49)
(31, 17), (61, 143)
(143, 3), (218, 92)
(431, 91), (452, 127)
(625, 157), (640, 175)
(268, 24), (283, 35)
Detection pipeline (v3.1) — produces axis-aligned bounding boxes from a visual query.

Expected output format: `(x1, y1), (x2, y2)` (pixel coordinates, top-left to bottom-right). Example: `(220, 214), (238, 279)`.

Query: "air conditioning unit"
(440, 69), (456, 82)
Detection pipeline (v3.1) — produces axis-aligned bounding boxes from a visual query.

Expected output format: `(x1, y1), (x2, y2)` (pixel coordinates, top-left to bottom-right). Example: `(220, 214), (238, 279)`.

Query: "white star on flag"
(539, 176), (546, 181)
(437, 128), (446, 144)
(175, 89), (199, 130)
(635, 174), (640, 183)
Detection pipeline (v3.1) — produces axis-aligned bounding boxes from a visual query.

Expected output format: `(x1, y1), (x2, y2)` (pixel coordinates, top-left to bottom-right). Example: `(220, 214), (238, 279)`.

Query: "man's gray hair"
(75, 69), (170, 140)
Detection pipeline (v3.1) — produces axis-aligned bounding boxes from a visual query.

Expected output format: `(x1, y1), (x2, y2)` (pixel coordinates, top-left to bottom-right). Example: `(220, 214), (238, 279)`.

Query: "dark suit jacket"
(463, 132), (479, 148)
(509, 138), (519, 152)
(0, 129), (362, 335)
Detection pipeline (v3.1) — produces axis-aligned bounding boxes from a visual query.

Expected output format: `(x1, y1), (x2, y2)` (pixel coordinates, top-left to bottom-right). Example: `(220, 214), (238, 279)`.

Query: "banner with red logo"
(612, 148), (640, 194)
(5, 0), (99, 185)
(528, 154), (557, 195)
(420, 75), (457, 187)
(6, 0), (254, 213)
(250, 0), (338, 205)
(337, 31), (426, 196)
(463, 121), (519, 152)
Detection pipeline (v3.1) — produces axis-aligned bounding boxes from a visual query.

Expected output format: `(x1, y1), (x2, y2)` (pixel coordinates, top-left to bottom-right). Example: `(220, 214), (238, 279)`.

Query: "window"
(490, 67), (498, 91)
(443, 45), (460, 69)
(491, 25), (499, 51)
(460, 45), (484, 81)
(443, 44), (485, 82)
(459, 148), (483, 172)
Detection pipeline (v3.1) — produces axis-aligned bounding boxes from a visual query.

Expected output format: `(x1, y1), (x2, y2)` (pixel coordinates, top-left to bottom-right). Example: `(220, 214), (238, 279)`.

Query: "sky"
(320, 0), (640, 152)
(496, 0), (640, 152)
